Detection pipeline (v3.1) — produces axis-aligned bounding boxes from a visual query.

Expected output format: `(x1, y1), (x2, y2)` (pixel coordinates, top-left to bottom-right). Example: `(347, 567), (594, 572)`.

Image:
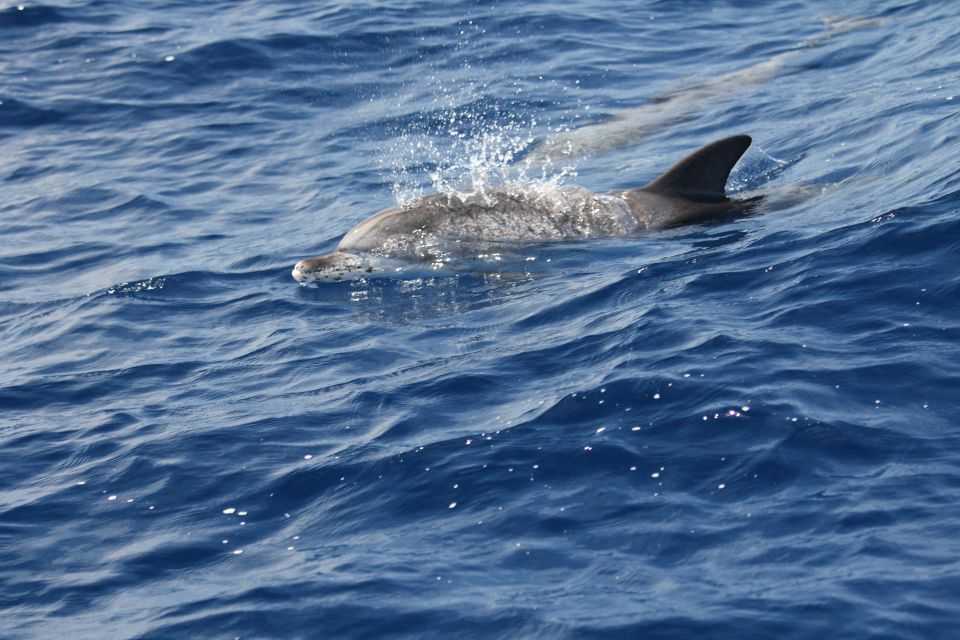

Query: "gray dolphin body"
(527, 16), (883, 163)
(293, 135), (756, 283)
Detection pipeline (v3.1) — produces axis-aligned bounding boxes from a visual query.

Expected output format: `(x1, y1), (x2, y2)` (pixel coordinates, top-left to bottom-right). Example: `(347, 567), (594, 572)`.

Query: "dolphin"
(293, 135), (757, 283)
(527, 16), (884, 163)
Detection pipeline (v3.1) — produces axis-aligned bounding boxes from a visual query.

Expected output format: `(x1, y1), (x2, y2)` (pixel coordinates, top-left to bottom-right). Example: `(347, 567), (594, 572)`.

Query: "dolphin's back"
(337, 187), (639, 258)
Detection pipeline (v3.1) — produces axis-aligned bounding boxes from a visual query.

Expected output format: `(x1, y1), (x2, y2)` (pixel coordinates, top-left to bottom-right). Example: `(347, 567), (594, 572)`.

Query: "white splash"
(376, 28), (584, 209)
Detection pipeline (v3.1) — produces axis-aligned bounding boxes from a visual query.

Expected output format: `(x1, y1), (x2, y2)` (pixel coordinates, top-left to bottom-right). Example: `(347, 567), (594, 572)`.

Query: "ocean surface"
(3, 0), (960, 638)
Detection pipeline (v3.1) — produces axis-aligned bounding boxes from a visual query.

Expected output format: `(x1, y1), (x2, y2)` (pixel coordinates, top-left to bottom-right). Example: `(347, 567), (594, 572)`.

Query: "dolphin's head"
(292, 251), (371, 283)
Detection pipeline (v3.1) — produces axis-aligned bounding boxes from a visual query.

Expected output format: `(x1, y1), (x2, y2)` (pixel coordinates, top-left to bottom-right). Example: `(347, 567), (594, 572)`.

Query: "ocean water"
(3, 0), (960, 638)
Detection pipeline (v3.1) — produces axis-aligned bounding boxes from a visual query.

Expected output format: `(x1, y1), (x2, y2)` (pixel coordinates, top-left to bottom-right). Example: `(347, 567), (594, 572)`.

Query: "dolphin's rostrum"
(293, 135), (756, 283)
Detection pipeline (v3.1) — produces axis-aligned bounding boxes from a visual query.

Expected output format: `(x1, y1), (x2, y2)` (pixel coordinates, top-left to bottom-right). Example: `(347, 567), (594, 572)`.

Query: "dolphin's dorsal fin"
(642, 135), (752, 202)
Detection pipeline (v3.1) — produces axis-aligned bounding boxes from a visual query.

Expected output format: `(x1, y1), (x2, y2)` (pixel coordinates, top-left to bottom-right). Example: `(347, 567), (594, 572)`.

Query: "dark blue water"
(4, 1), (960, 638)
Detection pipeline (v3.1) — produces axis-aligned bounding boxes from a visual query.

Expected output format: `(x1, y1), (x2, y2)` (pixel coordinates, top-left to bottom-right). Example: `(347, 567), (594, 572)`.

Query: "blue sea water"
(3, 0), (960, 637)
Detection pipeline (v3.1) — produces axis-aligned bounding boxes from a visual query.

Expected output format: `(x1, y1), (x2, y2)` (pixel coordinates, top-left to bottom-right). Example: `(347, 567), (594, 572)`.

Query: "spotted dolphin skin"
(292, 135), (756, 283)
